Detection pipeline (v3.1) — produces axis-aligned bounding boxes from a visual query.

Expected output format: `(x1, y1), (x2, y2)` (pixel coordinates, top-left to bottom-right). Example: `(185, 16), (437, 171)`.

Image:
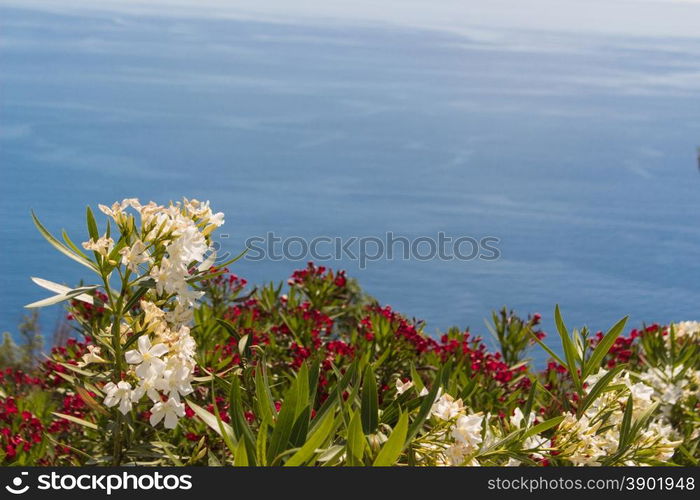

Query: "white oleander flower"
(510, 407), (534, 428)
(78, 345), (106, 367)
(431, 393), (465, 420)
(628, 381), (654, 410)
(637, 367), (686, 406)
(523, 434), (550, 460)
(149, 397), (186, 429)
(671, 321), (700, 339)
(395, 378), (414, 395)
(141, 300), (167, 336)
(119, 239), (152, 273)
(168, 224), (208, 264)
(444, 444), (467, 466)
(170, 327), (197, 361)
(131, 377), (161, 403)
(584, 368), (610, 390)
(176, 286), (205, 308)
(82, 236), (114, 257)
(156, 364), (195, 402)
(208, 211), (225, 227)
(451, 413), (484, 452)
(125, 335), (169, 379)
(94, 198), (224, 428)
(98, 200), (130, 224)
(103, 381), (133, 415)
(149, 257), (182, 296)
(164, 303), (194, 329)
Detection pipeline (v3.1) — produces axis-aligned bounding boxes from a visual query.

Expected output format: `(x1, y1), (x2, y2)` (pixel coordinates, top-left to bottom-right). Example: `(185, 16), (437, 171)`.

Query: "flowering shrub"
(3, 199), (698, 466)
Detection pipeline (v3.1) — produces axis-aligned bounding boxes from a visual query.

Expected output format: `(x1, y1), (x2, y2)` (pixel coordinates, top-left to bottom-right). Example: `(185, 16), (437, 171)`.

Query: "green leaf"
(255, 365), (275, 425)
(209, 383), (238, 458)
(31, 277), (93, 304)
(527, 328), (567, 368)
(267, 380), (300, 463)
(256, 420), (268, 466)
(186, 399), (235, 442)
(409, 363), (425, 393)
(233, 439), (249, 466)
(346, 411), (366, 466)
(51, 412), (98, 430)
(86, 205), (99, 241)
(308, 358), (320, 407)
(310, 362), (357, 433)
(582, 316), (628, 380)
(522, 415), (565, 439)
(285, 410), (337, 466)
(373, 411), (408, 466)
(122, 286), (149, 314)
(406, 372), (442, 443)
(295, 363), (310, 417)
(617, 394), (634, 453)
(62, 229), (92, 261)
(122, 330), (148, 352)
(577, 364), (626, 417)
(32, 211), (98, 272)
(216, 318), (239, 338)
(25, 284), (100, 309)
(555, 305), (581, 392)
(228, 376), (256, 451)
(630, 401), (660, 437)
(215, 247), (249, 269)
(289, 405), (311, 447)
(361, 365), (378, 434)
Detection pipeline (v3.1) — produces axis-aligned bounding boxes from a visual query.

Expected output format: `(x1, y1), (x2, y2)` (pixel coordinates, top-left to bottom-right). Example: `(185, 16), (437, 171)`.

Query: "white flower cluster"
(88, 199), (224, 429)
(429, 393), (484, 466)
(395, 377), (429, 397)
(637, 365), (699, 411)
(556, 369), (680, 465)
(671, 321), (700, 340)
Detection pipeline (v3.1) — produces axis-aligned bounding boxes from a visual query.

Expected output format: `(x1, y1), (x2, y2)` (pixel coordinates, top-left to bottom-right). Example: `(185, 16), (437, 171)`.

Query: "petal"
(150, 357), (166, 372)
(164, 411), (178, 429)
(131, 386), (145, 402)
(149, 408), (164, 427)
(173, 401), (186, 417)
(149, 343), (169, 358)
(177, 383), (194, 396)
(118, 397), (131, 415)
(125, 350), (143, 364)
(137, 335), (151, 354)
(135, 363), (154, 379)
(147, 388), (161, 403)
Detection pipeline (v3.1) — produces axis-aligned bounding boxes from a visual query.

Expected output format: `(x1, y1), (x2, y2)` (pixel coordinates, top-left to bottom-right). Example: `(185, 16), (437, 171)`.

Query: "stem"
(112, 412), (123, 466)
(102, 267), (129, 465)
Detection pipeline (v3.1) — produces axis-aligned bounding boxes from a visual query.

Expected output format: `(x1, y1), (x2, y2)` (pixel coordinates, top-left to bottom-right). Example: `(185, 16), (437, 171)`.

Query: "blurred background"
(2, 0), (700, 350)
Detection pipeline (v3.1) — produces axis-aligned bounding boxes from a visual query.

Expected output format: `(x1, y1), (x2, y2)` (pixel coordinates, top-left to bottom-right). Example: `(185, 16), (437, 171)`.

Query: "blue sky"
(5, 0), (700, 39)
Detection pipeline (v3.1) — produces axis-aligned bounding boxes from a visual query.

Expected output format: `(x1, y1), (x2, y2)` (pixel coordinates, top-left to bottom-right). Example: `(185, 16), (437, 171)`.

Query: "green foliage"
(2, 202), (697, 466)
(0, 311), (43, 370)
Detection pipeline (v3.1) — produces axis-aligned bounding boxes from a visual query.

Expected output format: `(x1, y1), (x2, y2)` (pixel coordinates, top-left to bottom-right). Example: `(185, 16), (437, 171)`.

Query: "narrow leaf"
(373, 412), (408, 466)
(361, 365), (378, 434)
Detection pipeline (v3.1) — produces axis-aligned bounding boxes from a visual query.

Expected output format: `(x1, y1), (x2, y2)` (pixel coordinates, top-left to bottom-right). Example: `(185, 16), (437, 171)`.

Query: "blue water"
(2, 4), (700, 356)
